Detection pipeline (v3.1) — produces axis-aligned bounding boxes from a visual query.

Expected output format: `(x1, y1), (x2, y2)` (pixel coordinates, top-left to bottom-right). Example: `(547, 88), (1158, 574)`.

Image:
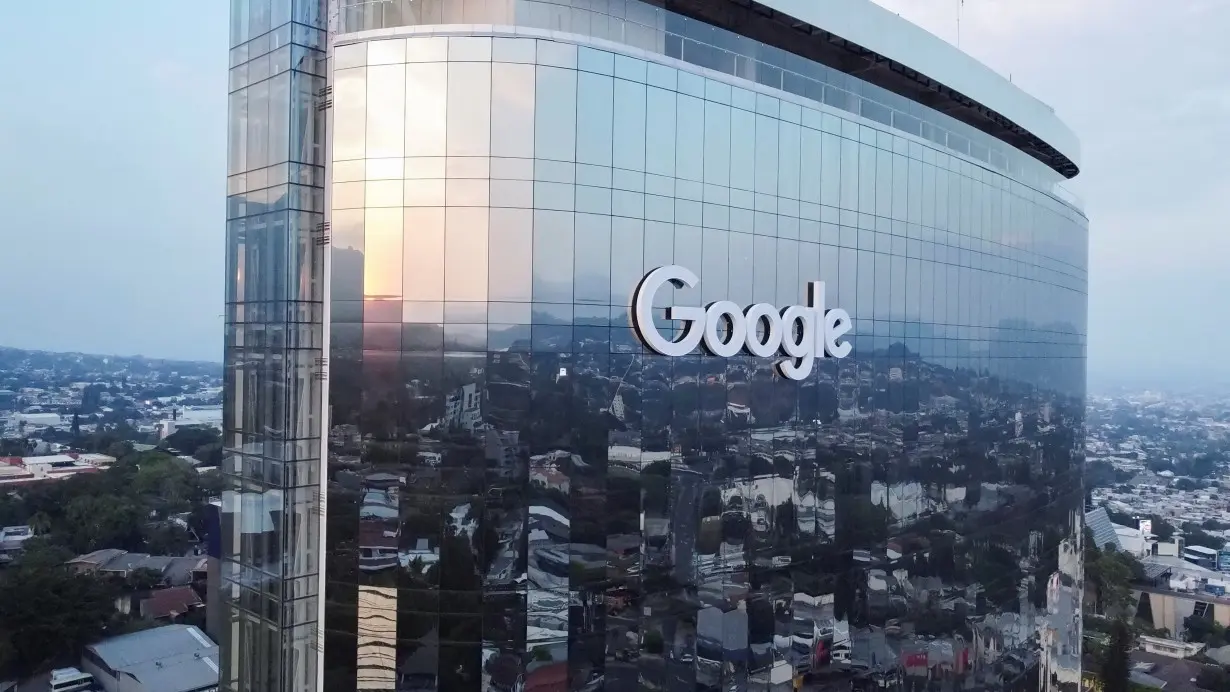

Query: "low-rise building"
(67, 550), (206, 586)
(1138, 635), (1205, 659)
(0, 525), (34, 565)
(140, 585), (205, 623)
(81, 624), (218, 692)
(74, 453), (117, 467)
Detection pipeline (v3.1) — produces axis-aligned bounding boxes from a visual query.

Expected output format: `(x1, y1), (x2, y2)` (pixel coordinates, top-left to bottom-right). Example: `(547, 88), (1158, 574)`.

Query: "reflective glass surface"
(324, 33), (1087, 692)
(222, 1), (328, 691)
(333, 0), (1082, 208)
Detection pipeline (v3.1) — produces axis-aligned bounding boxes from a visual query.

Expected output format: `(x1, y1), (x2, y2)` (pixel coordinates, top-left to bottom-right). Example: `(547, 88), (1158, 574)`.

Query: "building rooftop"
(68, 550), (205, 585)
(141, 585), (204, 620)
(1085, 507), (1122, 552)
(86, 624), (218, 692)
(1131, 651), (1215, 692)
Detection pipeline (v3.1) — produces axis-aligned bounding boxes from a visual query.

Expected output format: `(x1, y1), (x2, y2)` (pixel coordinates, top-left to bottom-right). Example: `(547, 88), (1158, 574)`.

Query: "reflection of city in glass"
(223, 0), (1088, 690)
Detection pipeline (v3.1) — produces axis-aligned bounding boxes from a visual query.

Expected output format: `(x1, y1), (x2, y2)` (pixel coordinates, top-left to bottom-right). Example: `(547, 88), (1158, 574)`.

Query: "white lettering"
(631, 265), (853, 380)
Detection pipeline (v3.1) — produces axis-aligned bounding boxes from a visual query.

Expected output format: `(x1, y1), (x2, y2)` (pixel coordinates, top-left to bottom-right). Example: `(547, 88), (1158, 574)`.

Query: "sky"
(1, 1), (1227, 390)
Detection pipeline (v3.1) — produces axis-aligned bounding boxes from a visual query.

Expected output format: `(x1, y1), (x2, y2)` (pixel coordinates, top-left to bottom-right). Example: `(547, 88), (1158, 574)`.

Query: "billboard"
(1217, 550), (1230, 573)
(1139, 519), (1152, 537)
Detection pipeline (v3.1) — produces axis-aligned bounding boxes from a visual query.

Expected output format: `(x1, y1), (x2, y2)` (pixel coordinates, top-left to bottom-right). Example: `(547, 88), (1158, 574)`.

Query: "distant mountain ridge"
(0, 345), (221, 374)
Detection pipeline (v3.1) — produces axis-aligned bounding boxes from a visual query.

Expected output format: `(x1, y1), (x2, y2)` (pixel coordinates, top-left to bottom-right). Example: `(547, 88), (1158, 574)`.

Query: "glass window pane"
(575, 213), (612, 304)
(333, 67), (366, 161)
(331, 209), (364, 301)
(446, 62), (491, 157)
(676, 93), (704, 182)
(366, 39), (406, 65)
(612, 78), (646, 172)
(405, 63), (447, 157)
(703, 101), (730, 188)
(858, 143), (876, 214)
(535, 66), (577, 162)
(268, 72), (290, 165)
(533, 210), (574, 303)
(576, 71), (614, 167)
(754, 114), (779, 196)
(364, 180), (401, 207)
(729, 231), (754, 305)
(610, 217), (644, 306)
(445, 207), (488, 301)
(893, 153), (908, 221)
(840, 137), (858, 211)
(365, 64), (405, 158)
(800, 127), (821, 204)
(405, 36), (448, 62)
(489, 208), (533, 302)
(364, 208), (403, 298)
(491, 63), (536, 159)
(403, 207), (445, 300)
(644, 87), (676, 178)
(778, 120), (800, 200)
(730, 107), (755, 192)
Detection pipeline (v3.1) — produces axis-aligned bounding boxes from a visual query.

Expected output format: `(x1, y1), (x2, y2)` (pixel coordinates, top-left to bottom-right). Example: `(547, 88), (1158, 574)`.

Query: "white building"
(445, 383), (482, 434)
(7, 412), (61, 428)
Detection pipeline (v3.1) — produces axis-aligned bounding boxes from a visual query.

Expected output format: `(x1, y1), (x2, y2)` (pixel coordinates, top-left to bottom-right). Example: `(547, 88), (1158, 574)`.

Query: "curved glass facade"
(331, 0), (1082, 200)
(320, 28), (1087, 692)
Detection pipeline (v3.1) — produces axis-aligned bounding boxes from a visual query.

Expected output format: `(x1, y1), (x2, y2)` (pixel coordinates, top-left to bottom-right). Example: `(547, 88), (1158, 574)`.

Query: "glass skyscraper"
(223, 1), (1089, 691)
(222, 0), (328, 690)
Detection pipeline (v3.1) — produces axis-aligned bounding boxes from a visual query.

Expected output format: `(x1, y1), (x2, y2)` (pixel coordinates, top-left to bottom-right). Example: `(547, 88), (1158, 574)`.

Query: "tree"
(1088, 549), (1140, 615)
(191, 442), (223, 466)
(643, 630), (665, 655)
(124, 567), (166, 592)
(63, 494), (145, 553)
(0, 547), (123, 678)
(1186, 615), (1227, 645)
(1103, 618), (1133, 692)
(1196, 665), (1230, 692)
(161, 426), (221, 455)
(1184, 528), (1226, 552)
(1176, 477), (1201, 492)
(104, 440), (132, 460)
(143, 523), (192, 556)
(132, 454), (200, 515)
(1152, 516), (1176, 542)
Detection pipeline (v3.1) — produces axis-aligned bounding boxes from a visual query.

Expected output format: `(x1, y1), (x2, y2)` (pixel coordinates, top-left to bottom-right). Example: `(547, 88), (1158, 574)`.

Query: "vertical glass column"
(223, 0), (329, 690)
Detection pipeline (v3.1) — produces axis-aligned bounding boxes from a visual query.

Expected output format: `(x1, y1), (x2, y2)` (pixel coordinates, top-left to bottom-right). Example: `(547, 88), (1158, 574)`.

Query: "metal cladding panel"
(755, 0), (1081, 169)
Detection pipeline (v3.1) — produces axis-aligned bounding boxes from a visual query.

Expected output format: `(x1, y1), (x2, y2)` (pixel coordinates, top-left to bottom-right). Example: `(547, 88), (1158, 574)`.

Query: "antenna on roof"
(957, 0), (964, 49)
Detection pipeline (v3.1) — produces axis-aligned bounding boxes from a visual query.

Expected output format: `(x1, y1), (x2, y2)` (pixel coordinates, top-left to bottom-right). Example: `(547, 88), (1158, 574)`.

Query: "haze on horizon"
(1, 0), (1226, 393)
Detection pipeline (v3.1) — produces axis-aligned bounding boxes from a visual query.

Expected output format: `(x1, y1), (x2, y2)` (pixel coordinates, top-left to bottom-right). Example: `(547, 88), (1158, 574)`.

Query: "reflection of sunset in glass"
(444, 207), (488, 302)
(363, 207), (402, 298)
(402, 207), (444, 300)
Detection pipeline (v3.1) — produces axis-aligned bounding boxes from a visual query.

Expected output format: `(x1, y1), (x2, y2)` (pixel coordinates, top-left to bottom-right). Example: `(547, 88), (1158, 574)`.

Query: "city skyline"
(0, 2), (1218, 691)
(2, 1), (1229, 393)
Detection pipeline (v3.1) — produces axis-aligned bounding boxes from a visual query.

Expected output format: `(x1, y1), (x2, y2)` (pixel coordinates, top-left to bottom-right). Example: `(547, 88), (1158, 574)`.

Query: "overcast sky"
(1, 1), (1226, 391)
